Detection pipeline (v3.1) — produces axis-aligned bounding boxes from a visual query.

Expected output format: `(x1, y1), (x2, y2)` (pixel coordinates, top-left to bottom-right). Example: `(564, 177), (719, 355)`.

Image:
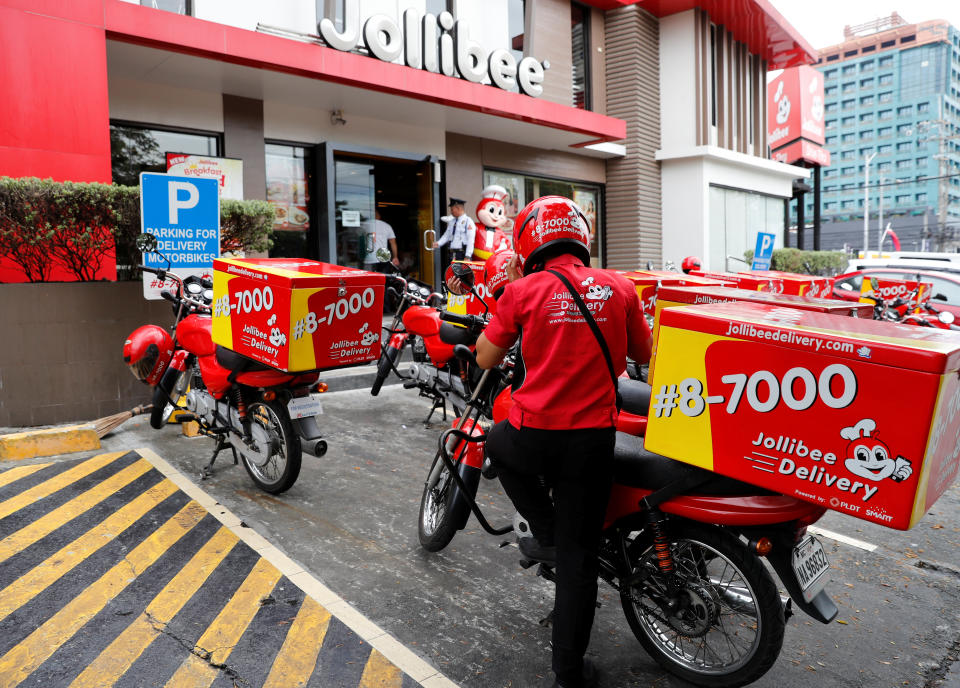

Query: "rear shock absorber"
(232, 387), (252, 440)
(646, 507), (682, 605)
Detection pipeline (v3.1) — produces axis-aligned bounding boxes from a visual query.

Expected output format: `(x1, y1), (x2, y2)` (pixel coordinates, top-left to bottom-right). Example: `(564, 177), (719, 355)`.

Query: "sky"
(767, 0), (960, 51)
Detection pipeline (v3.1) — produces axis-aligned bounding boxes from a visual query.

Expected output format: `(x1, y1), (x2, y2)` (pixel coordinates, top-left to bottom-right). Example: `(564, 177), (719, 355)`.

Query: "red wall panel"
(0, 3), (112, 183)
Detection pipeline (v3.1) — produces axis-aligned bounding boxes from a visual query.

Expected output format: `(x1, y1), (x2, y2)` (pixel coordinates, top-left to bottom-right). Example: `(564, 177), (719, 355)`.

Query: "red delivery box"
(741, 271), (834, 298)
(646, 301), (960, 530)
(445, 260), (496, 317)
(691, 270), (784, 292)
(647, 286), (873, 380)
(211, 258), (385, 372)
(619, 270), (734, 315)
(859, 277), (933, 307)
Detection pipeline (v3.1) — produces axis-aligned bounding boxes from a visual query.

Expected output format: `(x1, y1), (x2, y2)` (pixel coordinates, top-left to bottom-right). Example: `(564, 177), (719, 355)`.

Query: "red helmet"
(681, 256), (702, 274)
(123, 325), (174, 385)
(484, 250), (514, 300)
(513, 196), (590, 275)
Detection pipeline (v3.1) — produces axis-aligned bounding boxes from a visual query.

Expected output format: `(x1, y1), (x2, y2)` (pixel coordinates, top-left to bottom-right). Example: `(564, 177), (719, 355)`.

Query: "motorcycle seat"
(215, 345), (277, 373)
(612, 432), (777, 497)
(617, 378), (651, 416)
(439, 322), (478, 346)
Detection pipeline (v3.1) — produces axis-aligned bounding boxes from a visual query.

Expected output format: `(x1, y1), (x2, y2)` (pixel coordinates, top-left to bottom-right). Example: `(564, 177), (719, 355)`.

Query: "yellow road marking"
(0, 451), (127, 521)
(0, 501), (207, 687)
(262, 597), (332, 688)
(0, 463), (50, 489)
(0, 480), (180, 623)
(359, 650), (405, 688)
(67, 527), (238, 688)
(164, 557), (283, 688)
(0, 459), (154, 566)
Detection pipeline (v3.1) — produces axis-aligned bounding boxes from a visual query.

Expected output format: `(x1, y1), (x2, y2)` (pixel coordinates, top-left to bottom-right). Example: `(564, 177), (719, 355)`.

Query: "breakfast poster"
(166, 154), (243, 201)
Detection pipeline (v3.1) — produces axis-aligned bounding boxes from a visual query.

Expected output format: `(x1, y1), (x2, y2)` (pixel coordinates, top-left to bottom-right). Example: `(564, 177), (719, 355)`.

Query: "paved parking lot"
(3, 383), (960, 687)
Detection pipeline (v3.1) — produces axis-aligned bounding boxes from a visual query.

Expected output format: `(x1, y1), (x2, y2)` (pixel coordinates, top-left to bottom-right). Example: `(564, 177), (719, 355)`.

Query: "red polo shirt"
(484, 256), (652, 430)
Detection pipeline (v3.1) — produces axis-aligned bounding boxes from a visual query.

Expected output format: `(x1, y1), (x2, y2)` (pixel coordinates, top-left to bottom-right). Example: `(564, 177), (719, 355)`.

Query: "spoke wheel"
(620, 523), (784, 688)
(239, 399), (302, 494)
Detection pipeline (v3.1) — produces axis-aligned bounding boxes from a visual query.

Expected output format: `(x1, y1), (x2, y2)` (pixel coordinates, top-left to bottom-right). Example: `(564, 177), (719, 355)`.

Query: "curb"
(0, 424), (101, 461)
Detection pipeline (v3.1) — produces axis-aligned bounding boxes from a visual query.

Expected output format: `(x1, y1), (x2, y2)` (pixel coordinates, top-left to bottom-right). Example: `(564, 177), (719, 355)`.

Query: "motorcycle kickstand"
(422, 396), (447, 427)
(201, 435), (237, 480)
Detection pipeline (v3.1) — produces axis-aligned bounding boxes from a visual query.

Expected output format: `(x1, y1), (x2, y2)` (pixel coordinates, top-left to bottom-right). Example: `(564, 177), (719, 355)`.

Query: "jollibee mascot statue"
(472, 185), (513, 261)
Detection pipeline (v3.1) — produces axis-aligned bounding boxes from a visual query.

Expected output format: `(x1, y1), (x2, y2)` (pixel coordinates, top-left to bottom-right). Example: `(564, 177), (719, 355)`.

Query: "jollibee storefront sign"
(211, 258), (385, 372)
(646, 301), (960, 529)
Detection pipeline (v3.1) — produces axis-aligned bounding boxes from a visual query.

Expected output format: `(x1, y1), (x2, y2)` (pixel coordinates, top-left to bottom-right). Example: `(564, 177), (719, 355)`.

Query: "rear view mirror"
(450, 262), (475, 288)
(136, 233), (158, 253)
(870, 277), (881, 291)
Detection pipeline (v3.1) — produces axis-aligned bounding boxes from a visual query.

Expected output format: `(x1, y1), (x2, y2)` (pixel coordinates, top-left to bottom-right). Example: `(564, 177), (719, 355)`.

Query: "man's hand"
(505, 253), (522, 283)
(391, 256), (400, 267)
(446, 275), (468, 295)
(432, 241), (440, 249)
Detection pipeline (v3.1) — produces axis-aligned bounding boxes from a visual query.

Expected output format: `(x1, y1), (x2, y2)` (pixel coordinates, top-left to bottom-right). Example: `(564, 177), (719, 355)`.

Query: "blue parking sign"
(140, 173), (220, 299)
(751, 231), (776, 271)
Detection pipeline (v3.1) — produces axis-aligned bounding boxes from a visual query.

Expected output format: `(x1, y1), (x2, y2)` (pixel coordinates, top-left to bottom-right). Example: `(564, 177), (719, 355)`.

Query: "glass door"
(334, 158), (376, 268)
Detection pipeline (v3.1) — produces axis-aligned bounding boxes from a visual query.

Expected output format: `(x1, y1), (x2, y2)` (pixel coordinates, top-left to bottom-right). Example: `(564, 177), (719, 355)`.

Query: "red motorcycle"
(123, 234), (326, 494)
(420, 310), (838, 688)
(370, 271), (486, 422)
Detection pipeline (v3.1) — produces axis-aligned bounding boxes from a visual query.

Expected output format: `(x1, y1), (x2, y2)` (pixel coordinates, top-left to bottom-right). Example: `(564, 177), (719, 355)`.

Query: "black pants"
(486, 421), (615, 686)
(446, 247), (466, 263)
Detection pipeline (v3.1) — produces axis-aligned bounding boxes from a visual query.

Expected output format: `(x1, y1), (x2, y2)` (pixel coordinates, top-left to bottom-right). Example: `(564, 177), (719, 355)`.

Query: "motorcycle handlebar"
(439, 311), (486, 332)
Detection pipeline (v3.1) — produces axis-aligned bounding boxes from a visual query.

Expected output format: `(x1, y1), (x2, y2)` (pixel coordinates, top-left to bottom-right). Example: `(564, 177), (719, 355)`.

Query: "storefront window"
(571, 3), (590, 110)
(484, 169), (604, 267)
(140, 0), (191, 15)
(266, 143), (313, 259)
(708, 186), (784, 270)
(109, 123), (218, 187)
(317, 0), (344, 31)
(508, 0), (526, 63)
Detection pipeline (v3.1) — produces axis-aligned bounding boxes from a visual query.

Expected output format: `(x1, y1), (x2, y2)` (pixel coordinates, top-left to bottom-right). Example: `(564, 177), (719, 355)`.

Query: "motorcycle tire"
(418, 450), (471, 552)
(239, 398), (302, 494)
(371, 344), (402, 396)
(619, 522), (785, 688)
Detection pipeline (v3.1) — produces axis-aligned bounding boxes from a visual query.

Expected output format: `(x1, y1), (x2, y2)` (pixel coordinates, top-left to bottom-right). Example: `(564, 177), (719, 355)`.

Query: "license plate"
(287, 394), (323, 419)
(791, 536), (830, 602)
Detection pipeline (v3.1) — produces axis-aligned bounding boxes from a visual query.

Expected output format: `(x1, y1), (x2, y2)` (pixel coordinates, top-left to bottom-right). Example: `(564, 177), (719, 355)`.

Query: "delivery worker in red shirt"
(475, 196), (652, 688)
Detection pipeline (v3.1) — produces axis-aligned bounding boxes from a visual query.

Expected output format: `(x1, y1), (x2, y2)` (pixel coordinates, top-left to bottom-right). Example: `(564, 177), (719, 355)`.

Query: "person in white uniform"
(433, 197), (476, 263)
(361, 210), (399, 272)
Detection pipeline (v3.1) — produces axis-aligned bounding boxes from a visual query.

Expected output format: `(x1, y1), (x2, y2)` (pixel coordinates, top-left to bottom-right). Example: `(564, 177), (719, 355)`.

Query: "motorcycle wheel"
(418, 450), (469, 552)
(371, 343), (402, 396)
(239, 398), (302, 494)
(620, 522), (785, 688)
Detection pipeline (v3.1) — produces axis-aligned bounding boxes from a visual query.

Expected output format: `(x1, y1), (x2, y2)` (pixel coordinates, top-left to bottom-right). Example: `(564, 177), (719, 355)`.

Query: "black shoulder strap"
(547, 269), (622, 412)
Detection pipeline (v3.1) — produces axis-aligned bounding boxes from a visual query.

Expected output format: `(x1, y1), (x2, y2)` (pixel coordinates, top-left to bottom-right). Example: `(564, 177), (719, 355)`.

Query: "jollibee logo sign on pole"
(646, 301), (960, 530)
(140, 173), (220, 300)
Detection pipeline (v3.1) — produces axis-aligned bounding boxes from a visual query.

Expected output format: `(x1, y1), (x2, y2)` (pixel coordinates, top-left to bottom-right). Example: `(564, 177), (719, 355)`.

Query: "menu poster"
(265, 152), (310, 232)
(573, 188), (597, 239)
(483, 171), (523, 221)
(166, 154), (243, 200)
